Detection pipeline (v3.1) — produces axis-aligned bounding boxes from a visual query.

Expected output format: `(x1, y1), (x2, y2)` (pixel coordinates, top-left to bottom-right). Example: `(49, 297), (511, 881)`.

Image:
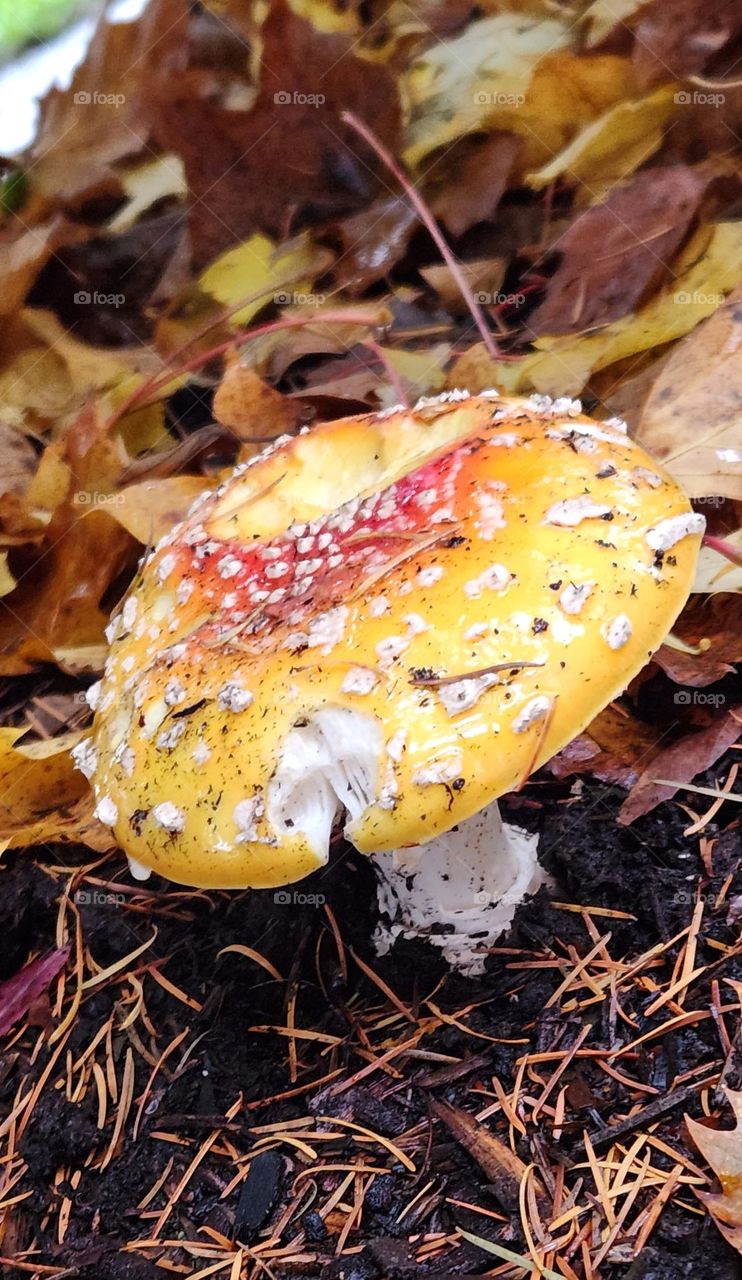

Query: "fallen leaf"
(0, 220), (89, 319)
(687, 1087), (742, 1253)
(28, 3), (164, 204)
(583, 0), (646, 46)
(692, 532), (742, 595)
(0, 423), (37, 497)
(108, 154), (187, 234)
(528, 166), (708, 336)
(654, 595), (742, 687)
(527, 86), (678, 192)
(0, 554), (17, 597)
(429, 133), (521, 237)
(550, 704), (663, 789)
(449, 221), (742, 397)
(213, 364), (299, 441)
(635, 282), (742, 501)
(95, 475), (211, 546)
(0, 947), (70, 1038)
(151, 0), (401, 264)
(0, 405), (135, 674)
(402, 13), (571, 166)
(619, 704), (742, 823)
(632, 0), (742, 88)
(331, 197), (418, 294)
(199, 232), (331, 327)
(420, 259), (505, 318)
(380, 343), (451, 403)
(0, 728), (89, 845)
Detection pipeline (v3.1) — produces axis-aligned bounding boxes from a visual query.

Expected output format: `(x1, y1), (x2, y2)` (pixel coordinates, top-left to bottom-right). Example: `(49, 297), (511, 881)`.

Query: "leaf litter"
(0, 0), (741, 1275)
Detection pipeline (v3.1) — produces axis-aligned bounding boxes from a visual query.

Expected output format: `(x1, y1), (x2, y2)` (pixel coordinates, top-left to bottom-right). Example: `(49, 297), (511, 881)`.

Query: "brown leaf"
(687, 1087), (742, 1254)
(0, 947), (70, 1038)
(654, 595), (742, 687)
(213, 364), (299, 441)
(528, 166), (708, 337)
(618, 704), (742, 824)
(550, 704), (663, 788)
(632, 0), (742, 87)
(421, 259), (506, 317)
(28, 2), (168, 205)
(635, 283), (742, 501)
(0, 405), (134, 674)
(430, 1098), (547, 1214)
(430, 133), (522, 238)
(331, 196), (418, 294)
(150, 0), (401, 265)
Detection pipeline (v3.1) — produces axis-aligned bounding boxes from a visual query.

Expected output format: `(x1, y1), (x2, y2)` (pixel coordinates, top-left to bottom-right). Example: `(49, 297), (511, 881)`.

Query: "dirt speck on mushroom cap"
(86, 392), (703, 888)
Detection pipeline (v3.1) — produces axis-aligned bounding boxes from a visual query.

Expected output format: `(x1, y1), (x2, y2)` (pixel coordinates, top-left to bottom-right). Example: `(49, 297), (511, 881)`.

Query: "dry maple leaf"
(149, 0), (401, 265)
(687, 1088), (742, 1253)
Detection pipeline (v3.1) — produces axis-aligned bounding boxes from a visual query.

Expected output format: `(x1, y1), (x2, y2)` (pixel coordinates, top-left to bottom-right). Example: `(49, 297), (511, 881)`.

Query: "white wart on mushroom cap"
(82, 391), (704, 888)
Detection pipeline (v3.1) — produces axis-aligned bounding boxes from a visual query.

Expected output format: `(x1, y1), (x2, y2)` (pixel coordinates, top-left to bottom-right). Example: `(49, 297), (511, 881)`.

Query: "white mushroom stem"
(372, 803), (545, 975)
(265, 706), (546, 975)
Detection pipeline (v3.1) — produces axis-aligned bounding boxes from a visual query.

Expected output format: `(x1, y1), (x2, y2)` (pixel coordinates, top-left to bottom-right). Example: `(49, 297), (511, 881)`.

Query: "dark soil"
(2, 754), (742, 1280)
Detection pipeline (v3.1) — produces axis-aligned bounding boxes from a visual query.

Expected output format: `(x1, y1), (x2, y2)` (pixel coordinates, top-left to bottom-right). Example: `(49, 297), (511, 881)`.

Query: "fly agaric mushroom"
(79, 391), (704, 972)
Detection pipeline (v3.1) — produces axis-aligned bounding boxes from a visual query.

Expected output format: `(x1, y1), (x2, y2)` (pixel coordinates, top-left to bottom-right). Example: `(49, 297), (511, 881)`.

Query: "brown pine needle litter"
(3, 789), (742, 1280)
(0, 0), (741, 1269)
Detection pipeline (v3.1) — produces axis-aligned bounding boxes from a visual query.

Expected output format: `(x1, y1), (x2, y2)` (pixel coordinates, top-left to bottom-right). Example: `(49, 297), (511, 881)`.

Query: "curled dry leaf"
(213, 363), (299, 442)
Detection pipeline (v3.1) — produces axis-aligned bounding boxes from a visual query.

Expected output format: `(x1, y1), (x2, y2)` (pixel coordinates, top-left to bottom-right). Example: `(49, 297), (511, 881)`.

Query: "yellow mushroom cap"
(82, 391), (704, 888)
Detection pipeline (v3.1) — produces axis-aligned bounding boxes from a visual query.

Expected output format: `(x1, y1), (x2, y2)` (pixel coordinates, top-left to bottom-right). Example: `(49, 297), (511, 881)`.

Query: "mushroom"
(80, 391), (704, 973)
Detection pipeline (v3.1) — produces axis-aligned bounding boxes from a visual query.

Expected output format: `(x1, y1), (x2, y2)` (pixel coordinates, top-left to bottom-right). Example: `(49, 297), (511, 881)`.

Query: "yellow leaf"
(0, 728), (89, 847)
(510, 52), (640, 176)
(101, 476), (213, 545)
(402, 12), (570, 166)
(0, 553), (16, 597)
(527, 85), (678, 191)
(692, 533), (742, 595)
(381, 343), (451, 403)
(635, 282), (742, 501)
(583, 0), (649, 46)
(199, 232), (330, 327)
(108, 155), (187, 234)
(25, 446), (72, 514)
